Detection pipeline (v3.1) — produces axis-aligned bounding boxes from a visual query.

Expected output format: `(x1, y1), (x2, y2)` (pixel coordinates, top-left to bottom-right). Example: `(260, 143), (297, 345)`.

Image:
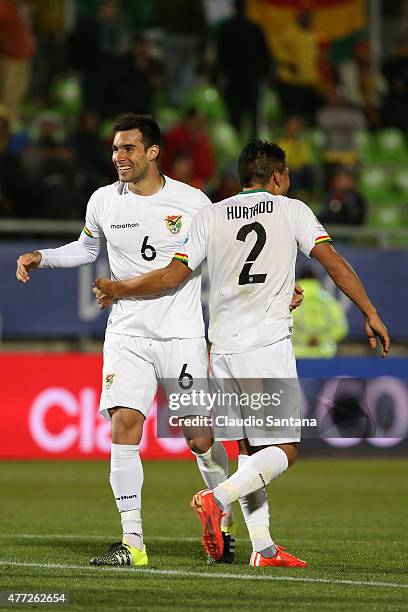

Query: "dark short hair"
(238, 140), (286, 188)
(112, 113), (162, 152)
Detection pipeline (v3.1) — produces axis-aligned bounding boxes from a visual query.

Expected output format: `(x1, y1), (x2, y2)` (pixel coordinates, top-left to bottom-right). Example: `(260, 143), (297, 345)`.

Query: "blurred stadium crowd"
(0, 0), (408, 229)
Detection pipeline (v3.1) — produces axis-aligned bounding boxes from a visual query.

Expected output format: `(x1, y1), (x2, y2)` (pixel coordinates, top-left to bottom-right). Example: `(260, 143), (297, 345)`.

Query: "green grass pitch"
(0, 458), (407, 611)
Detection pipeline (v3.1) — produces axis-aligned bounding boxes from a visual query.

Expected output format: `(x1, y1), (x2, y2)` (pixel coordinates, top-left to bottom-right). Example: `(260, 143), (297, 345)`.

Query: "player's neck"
(128, 171), (164, 197)
(242, 184), (273, 195)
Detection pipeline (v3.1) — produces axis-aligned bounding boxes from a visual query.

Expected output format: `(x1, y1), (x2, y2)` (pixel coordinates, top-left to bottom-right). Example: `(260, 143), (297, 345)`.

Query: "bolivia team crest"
(105, 373), (115, 390)
(165, 214), (182, 234)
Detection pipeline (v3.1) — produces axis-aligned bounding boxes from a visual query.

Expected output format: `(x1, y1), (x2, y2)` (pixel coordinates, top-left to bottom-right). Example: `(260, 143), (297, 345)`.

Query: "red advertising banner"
(0, 354), (206, 460)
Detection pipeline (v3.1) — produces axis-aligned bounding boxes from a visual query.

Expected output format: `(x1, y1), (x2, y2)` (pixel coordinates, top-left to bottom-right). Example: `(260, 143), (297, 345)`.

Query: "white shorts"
(100, 332), (209, 420)
(210, 337), (301, 446)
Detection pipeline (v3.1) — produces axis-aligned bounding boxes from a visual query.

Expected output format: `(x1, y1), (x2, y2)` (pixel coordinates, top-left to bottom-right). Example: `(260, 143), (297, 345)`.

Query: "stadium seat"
(184, 85), (227, 120)
(367, 204), (403, 228)
(376, 128), (408, 162)
(263, 89), (282, 123)
(392, 168), (408, 203)
(357, 130), (376, 163)
(155, 107), (182, 133)
(52, 76), (82, 114)
(306, 128), (324, 161)
(209, 120), (242, 162)
(359, 166), (391, 202)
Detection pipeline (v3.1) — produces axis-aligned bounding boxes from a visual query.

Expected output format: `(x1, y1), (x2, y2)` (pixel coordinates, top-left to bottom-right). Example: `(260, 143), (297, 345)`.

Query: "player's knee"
(110, 407), (145, 445)
(187, 436), (213, 454)
(282, 444), (298, 468)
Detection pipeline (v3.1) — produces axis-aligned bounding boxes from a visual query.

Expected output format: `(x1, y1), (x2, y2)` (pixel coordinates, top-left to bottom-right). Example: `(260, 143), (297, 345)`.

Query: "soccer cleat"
(90, 540), (148, 567)
(207, 516), (236, 565)
(191, 489), (223, 561)
(249, 545), (307, 568)
(207, 530), (236, 565)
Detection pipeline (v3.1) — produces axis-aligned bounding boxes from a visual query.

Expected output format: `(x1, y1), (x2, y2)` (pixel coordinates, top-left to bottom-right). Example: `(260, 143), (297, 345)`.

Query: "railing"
(1, 219), (408, 248)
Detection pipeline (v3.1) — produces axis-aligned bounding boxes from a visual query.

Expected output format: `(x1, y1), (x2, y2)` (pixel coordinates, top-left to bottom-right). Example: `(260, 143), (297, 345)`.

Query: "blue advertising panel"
(0, 242), (407, 339)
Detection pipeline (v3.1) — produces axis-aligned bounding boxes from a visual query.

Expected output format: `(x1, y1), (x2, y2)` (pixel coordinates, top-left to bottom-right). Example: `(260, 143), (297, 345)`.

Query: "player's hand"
(289, 283), (304, 311)
(364, 312), (390, 357)
(93, 278), (114, 309)
(16, 251), (42, 283)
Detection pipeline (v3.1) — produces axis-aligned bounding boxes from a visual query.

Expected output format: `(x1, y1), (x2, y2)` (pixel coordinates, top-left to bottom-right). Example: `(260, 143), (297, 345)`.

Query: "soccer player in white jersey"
(15, 114), (239, 567)
(93, 140), (390, 568)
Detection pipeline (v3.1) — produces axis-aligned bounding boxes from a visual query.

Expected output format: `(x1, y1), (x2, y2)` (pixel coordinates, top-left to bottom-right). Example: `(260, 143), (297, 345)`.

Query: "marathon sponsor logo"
(226, 200), (273, 220)
(111, 222), (139, 229)
(115, 494), (138, 501)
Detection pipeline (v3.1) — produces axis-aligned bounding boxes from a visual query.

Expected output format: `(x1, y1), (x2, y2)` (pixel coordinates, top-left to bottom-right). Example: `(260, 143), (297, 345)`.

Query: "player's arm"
(16, 233), (100, 283)
(310, 242), (390, 356)
(94, 259), (191, 306)
(16, 192), (102, 283)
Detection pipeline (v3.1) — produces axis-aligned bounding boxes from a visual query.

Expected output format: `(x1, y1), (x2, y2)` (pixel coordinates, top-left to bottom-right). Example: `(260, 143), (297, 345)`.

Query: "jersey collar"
(238, 189), (273, 195)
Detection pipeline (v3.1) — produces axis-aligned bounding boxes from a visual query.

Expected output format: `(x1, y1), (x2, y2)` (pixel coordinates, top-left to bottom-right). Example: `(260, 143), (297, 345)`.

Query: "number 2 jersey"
(39, 176), (210, 339)
(179, 189), (332, 354)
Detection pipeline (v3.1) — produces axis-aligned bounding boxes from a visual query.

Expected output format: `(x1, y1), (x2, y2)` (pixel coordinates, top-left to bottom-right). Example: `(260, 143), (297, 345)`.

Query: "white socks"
(193, 441), (233, 528)
(110, 443), (144, 550)
(237, 454), (274, 552)
(213, 446), (288, 509)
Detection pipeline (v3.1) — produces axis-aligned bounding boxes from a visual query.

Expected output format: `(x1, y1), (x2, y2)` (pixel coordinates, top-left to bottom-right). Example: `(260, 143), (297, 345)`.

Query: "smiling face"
(112, 129), (158, 183)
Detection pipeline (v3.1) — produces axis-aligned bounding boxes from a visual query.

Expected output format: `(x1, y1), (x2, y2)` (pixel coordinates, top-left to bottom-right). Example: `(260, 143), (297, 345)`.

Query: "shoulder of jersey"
(164, 175), (205, 196)
(91, 181), (122, 198)
(213, 192), (287, 207)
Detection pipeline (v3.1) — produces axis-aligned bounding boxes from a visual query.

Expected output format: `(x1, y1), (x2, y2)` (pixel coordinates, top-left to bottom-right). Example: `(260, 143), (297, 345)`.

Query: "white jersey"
(182, 189), (332, 353)
(40, 176), (210, 339)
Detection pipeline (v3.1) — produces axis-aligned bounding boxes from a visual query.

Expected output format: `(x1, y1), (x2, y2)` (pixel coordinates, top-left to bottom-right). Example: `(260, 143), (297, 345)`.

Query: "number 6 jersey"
(180, 189), (332, 353)
(39, 176), (210, 339)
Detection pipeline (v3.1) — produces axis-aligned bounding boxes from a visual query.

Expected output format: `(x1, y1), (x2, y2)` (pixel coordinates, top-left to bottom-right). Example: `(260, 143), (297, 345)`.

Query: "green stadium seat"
(359, 166), (390, 201)
(376, 128), (408, 162)
(52, 76), (82, 114)
(184, 85), (227, 120)
(155, 107), (182, 133)
(209, 121), (242, 161)
(367, 204), (403, 228)
(357, 130), (377, 163)
(263, 89), (282, 123)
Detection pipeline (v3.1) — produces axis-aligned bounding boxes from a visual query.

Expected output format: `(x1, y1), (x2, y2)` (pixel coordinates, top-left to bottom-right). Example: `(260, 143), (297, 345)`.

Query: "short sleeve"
(291, 199), (332, 258)
(173, 206), (211, 271)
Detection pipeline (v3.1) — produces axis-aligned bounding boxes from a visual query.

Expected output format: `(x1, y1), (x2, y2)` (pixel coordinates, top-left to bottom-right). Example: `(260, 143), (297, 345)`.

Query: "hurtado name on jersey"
(226, 200), (274, 220)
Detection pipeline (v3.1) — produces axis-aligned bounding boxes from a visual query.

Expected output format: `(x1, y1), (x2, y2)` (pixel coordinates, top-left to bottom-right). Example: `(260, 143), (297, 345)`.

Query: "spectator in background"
(338, 38), (387, 127)
(215, 0), (270, 139)
(156, 0), (206, 106)
(272, 9), (321, 120)
(382, 38), (408, 132)
(211, 167), (241, 202)
(0, 0), (36, 121)
(0, 104), (26, 216)
(318, 166), (367, 226)
(22, 113), (84, 219)
(72, 111), (111, 197)
(67, 0), (130, 117)
(292, 266), (349, 358)
(317, 88), (366, 186)
(29, 0), (65, 104)
(115, 36), (161, 116)
(161, 108), (215, 187)
(169, 151), (204, 190)
(277, 115), (315, 197)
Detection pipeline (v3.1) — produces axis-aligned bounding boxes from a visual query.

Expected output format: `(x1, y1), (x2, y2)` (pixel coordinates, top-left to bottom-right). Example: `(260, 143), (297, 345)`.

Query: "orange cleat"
(191, 489), (223, 561)
(249, 545), (308, 568)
